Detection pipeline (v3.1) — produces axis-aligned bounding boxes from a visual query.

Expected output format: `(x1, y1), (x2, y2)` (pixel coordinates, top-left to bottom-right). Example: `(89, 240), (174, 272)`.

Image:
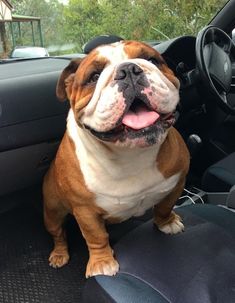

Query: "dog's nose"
(115, 63), (143, 81)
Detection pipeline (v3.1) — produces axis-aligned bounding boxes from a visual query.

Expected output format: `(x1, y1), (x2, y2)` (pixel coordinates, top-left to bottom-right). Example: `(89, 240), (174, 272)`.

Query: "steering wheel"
(196, 25), (235, 114)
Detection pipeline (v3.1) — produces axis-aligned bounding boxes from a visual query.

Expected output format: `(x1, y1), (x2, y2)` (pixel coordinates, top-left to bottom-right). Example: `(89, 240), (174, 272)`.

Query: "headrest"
(83, 35), (124, 54)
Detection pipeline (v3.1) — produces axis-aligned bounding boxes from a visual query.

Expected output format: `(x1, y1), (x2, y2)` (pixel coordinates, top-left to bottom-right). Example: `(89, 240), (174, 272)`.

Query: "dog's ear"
(56, 58), (83, 101)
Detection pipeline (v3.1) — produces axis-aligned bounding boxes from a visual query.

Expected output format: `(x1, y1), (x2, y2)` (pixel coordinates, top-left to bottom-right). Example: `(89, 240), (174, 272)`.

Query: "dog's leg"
(44, 202), (69, 268)
(154, 179), (185, 234)
(73, 207), (119, 278)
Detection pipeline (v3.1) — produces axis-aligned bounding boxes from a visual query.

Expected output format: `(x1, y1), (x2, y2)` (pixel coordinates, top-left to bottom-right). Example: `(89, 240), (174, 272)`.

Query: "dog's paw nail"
(49, 252), (70, 268)
(86, 257), (119, 278)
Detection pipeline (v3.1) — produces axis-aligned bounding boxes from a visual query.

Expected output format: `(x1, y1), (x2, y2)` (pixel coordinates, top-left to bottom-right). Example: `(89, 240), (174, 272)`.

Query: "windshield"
(0, 0), (228, 59)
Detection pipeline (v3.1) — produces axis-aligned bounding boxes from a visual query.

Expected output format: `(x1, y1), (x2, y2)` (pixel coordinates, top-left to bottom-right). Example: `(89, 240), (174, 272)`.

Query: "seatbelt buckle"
(226, 185), (235, 209)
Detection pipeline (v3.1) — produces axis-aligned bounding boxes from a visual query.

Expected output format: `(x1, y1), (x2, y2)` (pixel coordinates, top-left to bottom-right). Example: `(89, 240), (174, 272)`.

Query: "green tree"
(63, 0), (104, 51)
(10, 0), (66, 54)
(63, 0), (227, 51)
(8, 0), (228, 54)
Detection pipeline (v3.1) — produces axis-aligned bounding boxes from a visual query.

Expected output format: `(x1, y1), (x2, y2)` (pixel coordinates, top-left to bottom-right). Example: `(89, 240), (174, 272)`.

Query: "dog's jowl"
(43, 40), (190, 277)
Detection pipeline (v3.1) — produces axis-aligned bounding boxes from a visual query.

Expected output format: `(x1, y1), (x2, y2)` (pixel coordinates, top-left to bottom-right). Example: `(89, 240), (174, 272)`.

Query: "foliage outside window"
(3, 0), (228, 57)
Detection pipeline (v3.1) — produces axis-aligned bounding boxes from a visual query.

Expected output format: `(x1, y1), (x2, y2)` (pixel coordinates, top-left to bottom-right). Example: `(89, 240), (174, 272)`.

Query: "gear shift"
(187, 134), (202, 158)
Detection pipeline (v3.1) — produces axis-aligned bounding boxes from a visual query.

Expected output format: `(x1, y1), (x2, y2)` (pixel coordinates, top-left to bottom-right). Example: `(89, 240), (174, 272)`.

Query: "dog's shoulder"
(157, 127), (190, 179)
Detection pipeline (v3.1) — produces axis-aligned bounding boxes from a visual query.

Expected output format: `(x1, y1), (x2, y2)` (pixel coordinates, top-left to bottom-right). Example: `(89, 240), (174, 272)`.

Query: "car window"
(10, 47), (49, 58)
(0, 0), (228, 59)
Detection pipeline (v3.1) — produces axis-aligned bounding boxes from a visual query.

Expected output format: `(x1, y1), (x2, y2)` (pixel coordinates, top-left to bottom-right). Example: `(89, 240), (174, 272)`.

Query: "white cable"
(178, 195), (195, 204)
(183, 188), (205, 204)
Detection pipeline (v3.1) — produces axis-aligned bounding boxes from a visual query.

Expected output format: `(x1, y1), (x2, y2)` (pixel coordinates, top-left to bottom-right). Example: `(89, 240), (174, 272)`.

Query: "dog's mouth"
(84, 98), (176, 143)
(122, 98), (160, 130)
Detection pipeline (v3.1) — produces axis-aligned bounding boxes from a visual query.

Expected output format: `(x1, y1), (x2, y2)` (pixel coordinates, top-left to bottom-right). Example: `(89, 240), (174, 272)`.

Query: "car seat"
(202, 152), (235, 192)
(82, 202), (235, 303)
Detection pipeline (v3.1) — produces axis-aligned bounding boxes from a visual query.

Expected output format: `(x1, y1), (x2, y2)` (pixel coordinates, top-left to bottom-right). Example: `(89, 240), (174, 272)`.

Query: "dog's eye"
(148, 58), (160, 66)
(88, 72), (100, 84)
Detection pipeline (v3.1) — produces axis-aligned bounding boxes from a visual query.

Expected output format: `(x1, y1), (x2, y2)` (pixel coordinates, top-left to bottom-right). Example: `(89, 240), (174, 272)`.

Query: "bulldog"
(43, 40), (190, 277)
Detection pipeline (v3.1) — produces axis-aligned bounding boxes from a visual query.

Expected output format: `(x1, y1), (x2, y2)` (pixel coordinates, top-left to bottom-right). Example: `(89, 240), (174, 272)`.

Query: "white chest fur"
(67, 110), (180, 221)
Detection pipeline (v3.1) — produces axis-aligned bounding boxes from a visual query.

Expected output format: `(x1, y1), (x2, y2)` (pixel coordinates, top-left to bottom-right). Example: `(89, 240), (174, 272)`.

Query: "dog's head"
(57, 41), (180, 148)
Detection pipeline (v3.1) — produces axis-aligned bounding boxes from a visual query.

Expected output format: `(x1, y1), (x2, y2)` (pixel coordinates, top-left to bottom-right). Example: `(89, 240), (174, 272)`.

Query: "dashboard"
(154, 36), (197, 85)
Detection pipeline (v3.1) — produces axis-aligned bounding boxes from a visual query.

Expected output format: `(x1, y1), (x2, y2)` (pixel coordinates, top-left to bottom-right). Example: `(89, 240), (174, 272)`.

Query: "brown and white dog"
(43, 40), (190, 278)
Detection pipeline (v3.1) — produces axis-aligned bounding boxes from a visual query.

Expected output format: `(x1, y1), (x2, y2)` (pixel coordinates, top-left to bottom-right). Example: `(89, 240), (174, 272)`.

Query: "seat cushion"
(202, 152), (235, 192)
(83, 204), (235, 303)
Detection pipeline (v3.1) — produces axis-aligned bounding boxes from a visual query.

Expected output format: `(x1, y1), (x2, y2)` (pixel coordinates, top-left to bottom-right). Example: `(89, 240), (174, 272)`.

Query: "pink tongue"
(122, 105), (160, 130)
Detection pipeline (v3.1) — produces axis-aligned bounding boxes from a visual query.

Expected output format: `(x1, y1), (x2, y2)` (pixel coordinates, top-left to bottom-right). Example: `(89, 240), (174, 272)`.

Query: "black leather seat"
(202, 152), (235, 192)
(83, 204), (235, 303)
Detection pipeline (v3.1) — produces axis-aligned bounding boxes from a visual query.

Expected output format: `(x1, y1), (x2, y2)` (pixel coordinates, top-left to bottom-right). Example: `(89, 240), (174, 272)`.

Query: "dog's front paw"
(86, 256), (119, 278)
(49, 250), (70, 268)
(156, 213), (184, 235)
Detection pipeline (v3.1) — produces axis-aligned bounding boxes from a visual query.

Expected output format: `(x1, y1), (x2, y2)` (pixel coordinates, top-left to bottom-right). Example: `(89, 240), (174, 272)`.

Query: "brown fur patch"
(56, 59), (83, 101)
(154, 128), (190, 228)
(44, 132), (104, 213)
(157, 127), (190, 179)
